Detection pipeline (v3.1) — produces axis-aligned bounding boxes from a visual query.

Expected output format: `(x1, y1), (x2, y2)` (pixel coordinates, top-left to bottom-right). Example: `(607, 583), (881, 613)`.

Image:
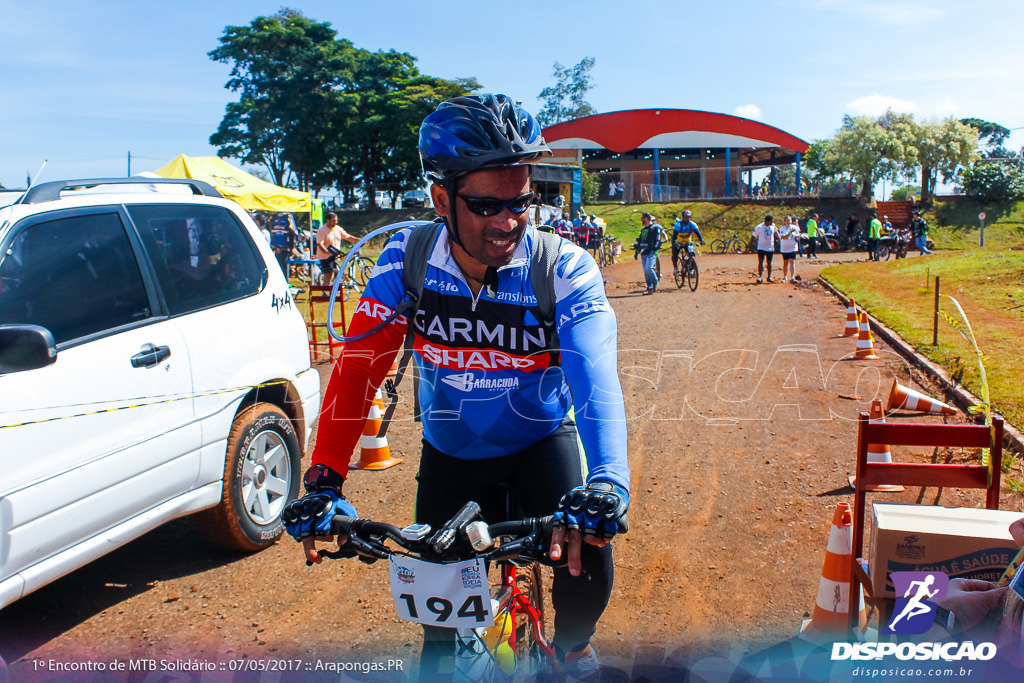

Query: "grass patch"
(820, 248), (1024, 431)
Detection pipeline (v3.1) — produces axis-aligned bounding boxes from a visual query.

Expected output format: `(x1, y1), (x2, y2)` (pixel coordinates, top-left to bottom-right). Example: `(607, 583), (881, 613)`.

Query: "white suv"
(0, 178), (320, 609)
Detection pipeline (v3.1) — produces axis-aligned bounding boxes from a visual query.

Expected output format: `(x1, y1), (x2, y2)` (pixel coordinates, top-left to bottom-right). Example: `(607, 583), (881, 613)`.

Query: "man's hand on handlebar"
(282, 464), (357, 565)
(550, 480), (629, 576)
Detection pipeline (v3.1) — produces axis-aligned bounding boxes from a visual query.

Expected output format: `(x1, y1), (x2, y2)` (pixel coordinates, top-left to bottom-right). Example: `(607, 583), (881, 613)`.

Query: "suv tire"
(201, 402), (300, 551)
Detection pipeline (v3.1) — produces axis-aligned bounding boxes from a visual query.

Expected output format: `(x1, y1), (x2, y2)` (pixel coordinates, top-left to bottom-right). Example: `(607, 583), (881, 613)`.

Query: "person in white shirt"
(778, 215), (800, 283)
(752, 214), (779, 284)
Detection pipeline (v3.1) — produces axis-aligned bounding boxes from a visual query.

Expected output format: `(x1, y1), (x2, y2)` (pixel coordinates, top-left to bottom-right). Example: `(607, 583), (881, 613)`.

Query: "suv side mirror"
(0, 324), (57, 374)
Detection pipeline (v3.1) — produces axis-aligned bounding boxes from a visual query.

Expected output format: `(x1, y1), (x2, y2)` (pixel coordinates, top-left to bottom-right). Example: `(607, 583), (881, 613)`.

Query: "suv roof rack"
(17, 177), (223, 205)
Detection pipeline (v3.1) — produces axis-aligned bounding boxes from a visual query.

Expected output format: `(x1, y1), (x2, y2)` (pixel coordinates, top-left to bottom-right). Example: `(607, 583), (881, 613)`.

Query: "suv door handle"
(131, 344), (171, 368)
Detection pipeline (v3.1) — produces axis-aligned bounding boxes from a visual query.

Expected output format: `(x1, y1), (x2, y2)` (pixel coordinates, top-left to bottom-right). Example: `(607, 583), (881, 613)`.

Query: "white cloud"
(808, 0), (946, 31)
(846, 94), (917, 117)
(735, 104), (762, 120)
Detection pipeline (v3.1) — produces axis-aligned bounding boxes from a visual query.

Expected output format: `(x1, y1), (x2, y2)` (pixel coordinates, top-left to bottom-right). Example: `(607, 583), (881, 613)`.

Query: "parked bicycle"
(673, 240), (699, 291)
(316, 501), (557, 679)
(710, 232), (750, 254)
(597, 235), (621, 268)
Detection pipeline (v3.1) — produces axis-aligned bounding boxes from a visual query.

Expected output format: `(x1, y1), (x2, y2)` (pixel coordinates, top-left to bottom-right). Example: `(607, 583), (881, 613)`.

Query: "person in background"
(778, 215), (800, 282)
(844, 212), (860, 249)
(670, 209), (705, 274)
(804, 213), (819, 259)
(867, 211), (882, 261)
(910, 210), (933, 254)
(634, 212), (663, 294)
(268, 214), (297, 277)
(315, 212), (359, 280)
(752, 214), (779, 284)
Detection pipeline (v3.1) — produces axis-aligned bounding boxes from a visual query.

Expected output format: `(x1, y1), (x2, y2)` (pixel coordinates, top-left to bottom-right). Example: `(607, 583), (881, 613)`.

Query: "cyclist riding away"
(282, 94), (630, 680)
(671, 209), (705, 274)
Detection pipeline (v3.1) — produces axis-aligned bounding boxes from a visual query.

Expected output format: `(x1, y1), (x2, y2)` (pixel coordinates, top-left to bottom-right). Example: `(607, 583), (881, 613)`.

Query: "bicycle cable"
(325, 220), (437, 343)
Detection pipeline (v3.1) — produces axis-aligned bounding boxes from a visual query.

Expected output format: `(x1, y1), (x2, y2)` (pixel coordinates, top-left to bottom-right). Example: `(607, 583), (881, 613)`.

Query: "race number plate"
(388, 556), (494, 628)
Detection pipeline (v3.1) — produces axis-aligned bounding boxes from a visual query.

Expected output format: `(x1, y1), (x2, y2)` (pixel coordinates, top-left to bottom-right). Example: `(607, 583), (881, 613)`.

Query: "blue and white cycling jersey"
(352, 225), (629, 491)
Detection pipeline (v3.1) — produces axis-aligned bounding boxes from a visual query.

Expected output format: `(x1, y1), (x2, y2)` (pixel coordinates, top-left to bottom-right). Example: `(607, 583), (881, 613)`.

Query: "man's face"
(431, 166), (531, 268)
(325, 214), (337, 228)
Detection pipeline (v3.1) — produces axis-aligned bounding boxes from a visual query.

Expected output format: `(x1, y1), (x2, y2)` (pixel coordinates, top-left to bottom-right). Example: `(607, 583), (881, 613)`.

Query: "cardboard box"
(868, 503), (1021, 599)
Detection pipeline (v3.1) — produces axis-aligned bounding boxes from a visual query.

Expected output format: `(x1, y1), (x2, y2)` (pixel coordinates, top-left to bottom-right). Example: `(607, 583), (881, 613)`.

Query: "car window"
(0, 212), (152, 345)
(128, 204), (267, 316)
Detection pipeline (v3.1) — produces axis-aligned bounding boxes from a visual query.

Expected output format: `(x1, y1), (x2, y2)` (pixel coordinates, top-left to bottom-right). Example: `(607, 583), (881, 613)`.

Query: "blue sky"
(3, 0), (1023, 191)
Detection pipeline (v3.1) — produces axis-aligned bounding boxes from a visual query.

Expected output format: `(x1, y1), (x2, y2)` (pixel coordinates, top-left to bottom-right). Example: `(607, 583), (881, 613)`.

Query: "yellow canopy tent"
(154, 155), (311, 213)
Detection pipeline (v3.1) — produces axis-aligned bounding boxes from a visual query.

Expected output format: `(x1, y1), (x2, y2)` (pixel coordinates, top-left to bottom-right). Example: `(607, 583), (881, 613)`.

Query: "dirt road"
(1, 250), (1009, 681)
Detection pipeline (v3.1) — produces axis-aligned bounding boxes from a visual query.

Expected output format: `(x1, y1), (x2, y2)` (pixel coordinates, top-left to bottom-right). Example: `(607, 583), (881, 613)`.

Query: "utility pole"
(127, 151), (131, 177)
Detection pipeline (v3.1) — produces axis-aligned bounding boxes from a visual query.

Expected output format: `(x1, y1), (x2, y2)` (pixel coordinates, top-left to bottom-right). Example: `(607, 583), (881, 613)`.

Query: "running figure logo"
(884, 571), (949, 634)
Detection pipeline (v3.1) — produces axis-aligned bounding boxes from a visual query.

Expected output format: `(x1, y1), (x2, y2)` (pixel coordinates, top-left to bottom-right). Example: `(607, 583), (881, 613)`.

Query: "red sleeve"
(310, 299), (408, 477)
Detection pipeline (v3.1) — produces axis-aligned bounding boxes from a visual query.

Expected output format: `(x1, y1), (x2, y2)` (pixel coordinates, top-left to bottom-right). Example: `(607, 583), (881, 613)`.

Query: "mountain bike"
(673, 241), (699, 291)
(317, 246), (375, 299)
(317, 501), (557, 680)
(710, 232), (748, 254)
(598, 235), (621, 268)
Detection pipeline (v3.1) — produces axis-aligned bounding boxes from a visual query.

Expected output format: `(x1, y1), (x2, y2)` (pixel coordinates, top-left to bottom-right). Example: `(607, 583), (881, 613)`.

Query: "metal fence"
(591, 165), (857, 202)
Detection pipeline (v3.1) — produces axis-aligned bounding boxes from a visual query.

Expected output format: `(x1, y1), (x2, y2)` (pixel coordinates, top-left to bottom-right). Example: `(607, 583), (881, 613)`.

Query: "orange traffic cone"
(848, 399), (904, 493)
(843, 298), (859, 337)
(387, 358), (400, 377)
(799, 502), (864, 643)
(886, 378), (956, 415)
(852, 311), (879, 360)
(351, 388), (403, 470)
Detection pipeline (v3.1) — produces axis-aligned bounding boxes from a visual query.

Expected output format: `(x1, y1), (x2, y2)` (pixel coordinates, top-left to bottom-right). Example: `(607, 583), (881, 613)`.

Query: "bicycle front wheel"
(674, 265), (684, 288)
(355, 256), (375, 286)
(509, 563), (546, 676)
(687, 259), (699, 291)
(732, 239), (746, 254)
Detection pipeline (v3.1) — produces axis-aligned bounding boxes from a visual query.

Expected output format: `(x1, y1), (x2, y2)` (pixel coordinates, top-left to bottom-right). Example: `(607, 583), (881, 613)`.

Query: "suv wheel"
(201, 402), (300, 551)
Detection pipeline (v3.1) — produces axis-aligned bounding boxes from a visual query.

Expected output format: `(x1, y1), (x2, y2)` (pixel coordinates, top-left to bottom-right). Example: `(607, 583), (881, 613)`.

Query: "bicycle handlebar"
(319, 502), (557, 566)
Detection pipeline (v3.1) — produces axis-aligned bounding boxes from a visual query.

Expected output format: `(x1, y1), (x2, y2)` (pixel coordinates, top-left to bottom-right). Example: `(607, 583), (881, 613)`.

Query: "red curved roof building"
(542, 108), (809, 201)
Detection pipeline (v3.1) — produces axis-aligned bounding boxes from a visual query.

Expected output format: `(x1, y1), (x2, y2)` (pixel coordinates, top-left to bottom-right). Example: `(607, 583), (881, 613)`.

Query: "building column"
(700, 149), (707, 199)
(725, 148), (732, 198)
(795, 152), (801, 197)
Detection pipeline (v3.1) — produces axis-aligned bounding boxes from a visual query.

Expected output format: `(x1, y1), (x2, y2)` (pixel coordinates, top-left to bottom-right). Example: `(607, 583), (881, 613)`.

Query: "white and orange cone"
(843, 298), (859, 337)
(799, 502), (865, 643)
(351, 388), (403, 471)
(848, 399), (905, 493)
(885, 378), (957, 415)
(852, 311), (879, 360)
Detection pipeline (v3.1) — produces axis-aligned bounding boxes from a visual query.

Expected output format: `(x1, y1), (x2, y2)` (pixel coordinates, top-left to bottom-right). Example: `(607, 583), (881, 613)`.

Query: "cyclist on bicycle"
(670, 210), (705, 273)
(315, 212), (359, 281)
(283, 94), (630, 679)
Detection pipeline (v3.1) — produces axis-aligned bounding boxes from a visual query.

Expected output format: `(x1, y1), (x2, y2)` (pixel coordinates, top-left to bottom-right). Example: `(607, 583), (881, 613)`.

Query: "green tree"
(913, 119), (978, 203)
(960, 118), (1010, 150)
(806, 112), (917, 200)
(209, 10), (478, 205)
(958, 162), (1024, 201)
(536, 57), (597, 127)
(209, 9), (353, 190)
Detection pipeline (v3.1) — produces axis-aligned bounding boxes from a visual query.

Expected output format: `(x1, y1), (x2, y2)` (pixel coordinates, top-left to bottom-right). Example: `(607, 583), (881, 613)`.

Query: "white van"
(0, 178), (320, 609)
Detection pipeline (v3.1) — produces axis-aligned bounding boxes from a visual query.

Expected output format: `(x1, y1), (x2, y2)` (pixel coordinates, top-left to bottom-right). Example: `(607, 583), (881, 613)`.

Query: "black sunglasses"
(459, 192), (535, 217)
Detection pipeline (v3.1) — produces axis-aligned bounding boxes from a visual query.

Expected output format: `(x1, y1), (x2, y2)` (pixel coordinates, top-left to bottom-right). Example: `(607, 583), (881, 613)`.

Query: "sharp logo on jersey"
(440, 372), (522, 393)
(418, 342), (549, 372)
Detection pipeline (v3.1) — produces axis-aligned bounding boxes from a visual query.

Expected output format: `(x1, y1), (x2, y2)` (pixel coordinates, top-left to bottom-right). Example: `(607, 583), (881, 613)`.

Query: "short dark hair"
(765, 214), (774, 222)
(326, 212), (338, 220)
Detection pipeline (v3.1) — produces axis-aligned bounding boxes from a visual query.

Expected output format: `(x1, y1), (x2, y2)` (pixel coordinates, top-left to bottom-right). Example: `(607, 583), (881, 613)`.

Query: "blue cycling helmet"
(419, 94), (552, 182)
